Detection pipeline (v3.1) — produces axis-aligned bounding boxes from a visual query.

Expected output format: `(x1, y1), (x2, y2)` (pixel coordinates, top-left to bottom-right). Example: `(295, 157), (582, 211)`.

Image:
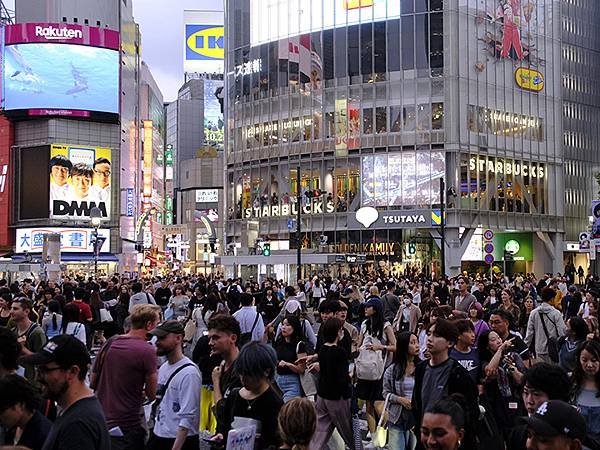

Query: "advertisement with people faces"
(49, 144), (111, 220)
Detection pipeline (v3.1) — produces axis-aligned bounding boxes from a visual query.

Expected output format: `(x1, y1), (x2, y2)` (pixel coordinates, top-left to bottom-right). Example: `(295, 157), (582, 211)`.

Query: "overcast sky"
(5, 0), (224, 101)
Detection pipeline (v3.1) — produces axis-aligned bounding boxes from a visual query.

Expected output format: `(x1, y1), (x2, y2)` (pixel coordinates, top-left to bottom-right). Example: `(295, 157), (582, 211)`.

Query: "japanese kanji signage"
(16, 227), (110, 254)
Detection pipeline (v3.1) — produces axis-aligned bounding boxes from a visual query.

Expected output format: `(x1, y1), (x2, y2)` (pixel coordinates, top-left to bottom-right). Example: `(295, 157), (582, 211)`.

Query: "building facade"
(224, 0), (571, 279)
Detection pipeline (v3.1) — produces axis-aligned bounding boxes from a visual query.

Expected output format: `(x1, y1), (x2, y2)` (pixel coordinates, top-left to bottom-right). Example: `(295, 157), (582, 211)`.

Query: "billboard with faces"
(49, 144), (111, 220)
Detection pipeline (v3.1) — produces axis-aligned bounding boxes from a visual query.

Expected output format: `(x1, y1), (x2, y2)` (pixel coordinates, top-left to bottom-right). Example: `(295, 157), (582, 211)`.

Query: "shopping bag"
(199, 386), (217, 434)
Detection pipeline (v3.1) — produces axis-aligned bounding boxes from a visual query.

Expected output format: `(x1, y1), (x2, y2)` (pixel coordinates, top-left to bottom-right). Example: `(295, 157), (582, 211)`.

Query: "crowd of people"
(0, 270), (599, 450)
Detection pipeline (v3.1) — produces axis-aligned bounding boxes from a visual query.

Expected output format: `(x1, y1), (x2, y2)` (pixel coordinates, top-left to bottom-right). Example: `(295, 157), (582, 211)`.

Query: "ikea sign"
(186, 25), (224, 61)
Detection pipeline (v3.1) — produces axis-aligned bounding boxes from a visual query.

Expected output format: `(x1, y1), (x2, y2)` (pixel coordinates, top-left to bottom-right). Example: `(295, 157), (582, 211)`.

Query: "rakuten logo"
(35, 25), (82, 40)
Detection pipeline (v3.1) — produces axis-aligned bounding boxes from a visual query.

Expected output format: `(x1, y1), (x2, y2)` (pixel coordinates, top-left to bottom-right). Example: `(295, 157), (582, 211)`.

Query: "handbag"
(164, 305), (174, 320)
(184, 319), (197, 342)
(297, 341), (317, 397)
(99, 308), (113, 323)
(372, 393), (391, 448)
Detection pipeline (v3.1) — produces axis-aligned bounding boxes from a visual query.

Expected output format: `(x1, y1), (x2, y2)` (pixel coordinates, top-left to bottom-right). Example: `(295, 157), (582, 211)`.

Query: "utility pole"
(296, 166), (302, 283)
(440, 177), (446, 279)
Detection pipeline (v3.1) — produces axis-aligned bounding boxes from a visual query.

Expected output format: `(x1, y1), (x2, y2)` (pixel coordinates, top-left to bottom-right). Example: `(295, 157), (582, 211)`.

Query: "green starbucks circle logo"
(505, 240), (520, 254)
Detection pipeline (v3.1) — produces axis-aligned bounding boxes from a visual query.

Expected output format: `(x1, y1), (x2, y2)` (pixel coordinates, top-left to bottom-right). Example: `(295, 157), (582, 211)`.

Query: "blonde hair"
(278, 398), (316, 449)
(369, 285), (380, 297)
(130, 304), (161, 330)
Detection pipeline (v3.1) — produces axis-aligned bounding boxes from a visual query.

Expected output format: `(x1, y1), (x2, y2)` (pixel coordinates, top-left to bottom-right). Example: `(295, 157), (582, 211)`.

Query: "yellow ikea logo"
(186, 25), (224, 61)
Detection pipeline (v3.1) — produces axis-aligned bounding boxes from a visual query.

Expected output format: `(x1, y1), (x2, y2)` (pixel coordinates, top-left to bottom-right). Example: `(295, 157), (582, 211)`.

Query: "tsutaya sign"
(243, 199), (335, 219)
(469, 157), (545, 179)
(353, 207), (429, 229)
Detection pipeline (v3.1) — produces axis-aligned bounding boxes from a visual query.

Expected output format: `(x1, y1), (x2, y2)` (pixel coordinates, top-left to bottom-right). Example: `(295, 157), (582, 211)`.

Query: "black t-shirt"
(42, 396), (110, 450)
(317, 344), (351, 400)
(316, 326), (352, 358)
(17, 410), (52, 450)
(223, 387), (284, 450)
(188, 295), (204, 312)
(215, 362), (243, 435)
(154, 287), (172, 307)
(276, 340), (305, 375)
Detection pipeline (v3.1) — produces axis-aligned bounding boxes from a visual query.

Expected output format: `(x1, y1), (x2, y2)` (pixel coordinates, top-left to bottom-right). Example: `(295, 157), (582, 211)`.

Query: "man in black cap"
(522, 400), (587, 450)
(19, 334), (110, 450)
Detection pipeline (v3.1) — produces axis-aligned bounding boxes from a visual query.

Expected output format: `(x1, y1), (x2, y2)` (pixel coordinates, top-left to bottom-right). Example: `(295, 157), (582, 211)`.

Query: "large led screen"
(203, 79), (224, 150)
(4, 43), (119, 114)
(362, 152), (445, 207)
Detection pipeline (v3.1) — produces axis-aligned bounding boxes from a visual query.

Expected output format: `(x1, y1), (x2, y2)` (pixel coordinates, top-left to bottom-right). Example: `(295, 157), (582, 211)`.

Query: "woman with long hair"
(0, 293), (11, 327)
(558, 316), (589, 373)
(571, 339), (600, 440)
(274, 315), (307, 402)
(498, 289), (520, 326)
(519, 296), (535, 336)
(89, 290), (106, 346)
(41, 300), (62, 339)
(61, 303), (86, 345)
(467, 302), (489, 348)
(168, 284), (190, 320)
(356, 297), (396, 438)
(477, 330), (526, 441)
(382, 331), (420, 450)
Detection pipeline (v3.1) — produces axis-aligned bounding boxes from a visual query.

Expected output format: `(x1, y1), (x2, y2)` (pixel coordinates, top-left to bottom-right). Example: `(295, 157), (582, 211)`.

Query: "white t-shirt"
(65, 322), (86, 345)
(154, 357), (201, 438)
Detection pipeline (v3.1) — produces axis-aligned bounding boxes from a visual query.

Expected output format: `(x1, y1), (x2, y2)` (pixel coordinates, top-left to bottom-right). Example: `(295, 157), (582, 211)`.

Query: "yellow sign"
(515, 68), (544, 92)
(344, 0), (374, 10)
(431, 210), (442, 226)
(186, 26), (225, 60)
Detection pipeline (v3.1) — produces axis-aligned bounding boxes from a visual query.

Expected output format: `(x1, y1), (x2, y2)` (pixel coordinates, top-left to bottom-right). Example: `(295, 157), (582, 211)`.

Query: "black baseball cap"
(19, 334), (91, 368)
(148, 320), (185, 337)
(520, 400), (587, 440)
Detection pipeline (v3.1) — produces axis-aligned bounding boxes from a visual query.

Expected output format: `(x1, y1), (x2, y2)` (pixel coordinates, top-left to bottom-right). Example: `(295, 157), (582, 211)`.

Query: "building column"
(535, 231), (564, 275)
(430, 228), (474, 277)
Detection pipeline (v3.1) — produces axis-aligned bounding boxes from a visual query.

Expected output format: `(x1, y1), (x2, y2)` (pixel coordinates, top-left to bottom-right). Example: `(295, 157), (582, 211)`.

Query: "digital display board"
(362, 151), (445, 207)
(4, 43), (119, 114)
(49, 144), (112, 220)
(250, 0), (401, 45)
(203, 79), (224, 150)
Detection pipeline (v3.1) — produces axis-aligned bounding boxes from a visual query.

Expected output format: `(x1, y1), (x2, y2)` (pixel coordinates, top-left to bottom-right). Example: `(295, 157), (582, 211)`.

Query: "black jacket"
(413, 357), (479, 449)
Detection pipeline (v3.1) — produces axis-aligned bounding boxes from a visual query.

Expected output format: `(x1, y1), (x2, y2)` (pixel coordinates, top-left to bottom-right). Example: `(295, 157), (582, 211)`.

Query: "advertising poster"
(49, 144), (111, 220)
(592, 201), (600, 241)
(16, 227), (110, 253)
(335, 98), (348, 153)
(184, 10), (224, 74)
(203, 79), (224, 150)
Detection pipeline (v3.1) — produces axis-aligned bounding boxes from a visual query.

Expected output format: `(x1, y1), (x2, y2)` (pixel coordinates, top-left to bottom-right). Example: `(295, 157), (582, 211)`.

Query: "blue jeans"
(388, 423), (416, 450)
(276, 373), (302, 403)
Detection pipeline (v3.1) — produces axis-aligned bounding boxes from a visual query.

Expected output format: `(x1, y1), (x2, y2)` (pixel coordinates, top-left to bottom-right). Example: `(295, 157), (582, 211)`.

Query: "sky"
(4, 0), (224, 101)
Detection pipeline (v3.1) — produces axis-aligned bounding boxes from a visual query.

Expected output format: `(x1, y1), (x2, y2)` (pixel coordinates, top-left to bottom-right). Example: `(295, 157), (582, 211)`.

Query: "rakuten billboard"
(2, 23), (120, 118)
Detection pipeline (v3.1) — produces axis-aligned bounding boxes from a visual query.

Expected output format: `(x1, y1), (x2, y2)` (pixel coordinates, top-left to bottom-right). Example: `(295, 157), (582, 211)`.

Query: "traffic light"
(262, 243), (271, 256)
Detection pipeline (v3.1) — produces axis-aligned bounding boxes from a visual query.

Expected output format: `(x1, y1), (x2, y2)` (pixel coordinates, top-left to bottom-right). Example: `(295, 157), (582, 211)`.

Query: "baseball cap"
(520, 401), (587, 441)
(148, 320), (185, 337)
(19, 334), (91, 368)
(364, 297), (383, 309)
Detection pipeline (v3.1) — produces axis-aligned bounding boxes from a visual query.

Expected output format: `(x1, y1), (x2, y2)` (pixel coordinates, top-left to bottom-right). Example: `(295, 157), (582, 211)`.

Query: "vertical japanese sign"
(49, 144), (111, 220)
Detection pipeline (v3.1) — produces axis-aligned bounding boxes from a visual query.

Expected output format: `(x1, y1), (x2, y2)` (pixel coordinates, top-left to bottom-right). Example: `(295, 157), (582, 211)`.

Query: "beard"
(41, 378), (69, 401)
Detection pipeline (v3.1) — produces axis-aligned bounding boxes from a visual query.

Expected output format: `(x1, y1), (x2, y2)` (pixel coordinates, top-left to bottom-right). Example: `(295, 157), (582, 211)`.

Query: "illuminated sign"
(234, 59), (262, 77)
(186, 25), (224, 60)
(143, 121), (153, 198)
(16, 227), (110, 253)
(332, 242), (397, 255)
(203, 79), (224, 150)
(468, 105), (543, 141)
(0, 165), (7, 193)
(35, 25), (82, 40)
(126, 188), (134, 217)
(469, 156), (545, 178)
(505, 239), (520, 254)
(515, 68), (545, 92)
(355, 210), (428, 228)
(196, 189), (219, 203)
(243, 199), (335, 219)
(245, 117), (312, 140)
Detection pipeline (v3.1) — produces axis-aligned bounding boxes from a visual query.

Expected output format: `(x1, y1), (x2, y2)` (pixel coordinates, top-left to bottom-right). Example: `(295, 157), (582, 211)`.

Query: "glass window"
(401, 16), (415, 70)
(415, 14), (429, 70)
(430, 12), (444, 73)
(376, 107), (387, 133)
(432, 102), (444, 129)
(415, 0), (427, 13)
(360, 23), (373, 76)
(403, 105), (416, 131)
(348, 25), (359, 78)
(322, 30), (334, 82)
(325, 112), (335, 138)
(387, 20), (401, 72)
(401, 0), (414, 14)
(390, 106), (402, 132)
(417, 103), (431, 131)
(374, 22), (387, 76)
(334, 27), (347, 79)
(363, 108), (374, 134)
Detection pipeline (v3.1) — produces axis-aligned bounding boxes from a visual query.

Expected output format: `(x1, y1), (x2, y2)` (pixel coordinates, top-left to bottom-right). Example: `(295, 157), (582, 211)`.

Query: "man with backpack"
(525, 287), (566, 363)
(10, 297), (47, 380)
(232, 293), (264, 346)
(128, 282), (156, 313)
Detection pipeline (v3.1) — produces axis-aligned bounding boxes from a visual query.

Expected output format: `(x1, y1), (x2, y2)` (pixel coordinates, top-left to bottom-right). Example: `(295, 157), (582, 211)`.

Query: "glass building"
(224, 0), (578, 279)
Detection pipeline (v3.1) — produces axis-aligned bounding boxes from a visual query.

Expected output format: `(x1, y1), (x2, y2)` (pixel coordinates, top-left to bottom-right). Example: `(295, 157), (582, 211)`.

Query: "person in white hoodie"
(525, 287), (567, 363)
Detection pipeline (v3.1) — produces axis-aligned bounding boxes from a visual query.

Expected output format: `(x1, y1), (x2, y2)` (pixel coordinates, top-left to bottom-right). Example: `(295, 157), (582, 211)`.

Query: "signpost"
(484, 229), (494, 276)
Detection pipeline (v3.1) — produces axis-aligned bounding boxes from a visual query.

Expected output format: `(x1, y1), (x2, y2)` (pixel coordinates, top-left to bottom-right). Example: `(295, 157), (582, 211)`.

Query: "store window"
(363, 108), (374, 134)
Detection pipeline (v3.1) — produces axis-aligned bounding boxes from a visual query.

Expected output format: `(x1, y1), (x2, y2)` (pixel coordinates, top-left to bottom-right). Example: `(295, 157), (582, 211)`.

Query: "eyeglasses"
(458, 281), (466, 284)
(94, 170), (111, 177)
(36, 365), (63, 375)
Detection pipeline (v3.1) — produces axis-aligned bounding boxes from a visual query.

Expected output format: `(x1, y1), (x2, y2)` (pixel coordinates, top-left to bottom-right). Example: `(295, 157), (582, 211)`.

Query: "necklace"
(245, 397), (257, 411)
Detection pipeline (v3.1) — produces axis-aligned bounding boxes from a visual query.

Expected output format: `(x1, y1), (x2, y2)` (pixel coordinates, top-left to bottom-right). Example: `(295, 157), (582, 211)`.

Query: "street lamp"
(90, 207), (102, 280)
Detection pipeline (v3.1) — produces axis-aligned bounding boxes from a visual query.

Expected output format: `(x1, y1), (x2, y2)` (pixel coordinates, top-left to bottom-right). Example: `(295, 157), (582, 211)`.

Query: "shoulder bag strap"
(152, 363), (195, 417)
(91, 336), (119, 390)
(538, 312), (552, 340)
(250, 312), (260, 334)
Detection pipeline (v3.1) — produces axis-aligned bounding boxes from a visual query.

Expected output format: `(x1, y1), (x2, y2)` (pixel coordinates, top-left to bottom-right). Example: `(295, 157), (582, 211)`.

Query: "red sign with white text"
(4, 23), (120, 50)
(0, 115), (13, 249)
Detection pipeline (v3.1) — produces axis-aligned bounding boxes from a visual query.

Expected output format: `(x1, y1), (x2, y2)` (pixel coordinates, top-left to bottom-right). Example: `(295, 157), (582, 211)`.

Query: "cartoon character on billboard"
(497, 0), (524, 60)
(592, 201), (600, 240)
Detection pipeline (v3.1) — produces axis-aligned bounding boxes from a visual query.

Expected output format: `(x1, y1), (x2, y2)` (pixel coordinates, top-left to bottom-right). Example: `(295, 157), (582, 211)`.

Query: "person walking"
(525, 287), (566, 363)
(20, 334), (111, 449)
(147, 320), (202, 450)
